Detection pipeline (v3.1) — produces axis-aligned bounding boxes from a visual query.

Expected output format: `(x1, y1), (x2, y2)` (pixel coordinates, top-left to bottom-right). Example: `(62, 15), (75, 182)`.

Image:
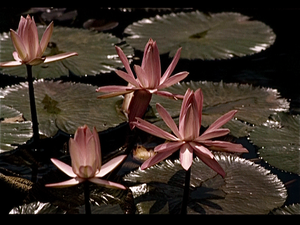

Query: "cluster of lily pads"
(0, 9), (299, 214)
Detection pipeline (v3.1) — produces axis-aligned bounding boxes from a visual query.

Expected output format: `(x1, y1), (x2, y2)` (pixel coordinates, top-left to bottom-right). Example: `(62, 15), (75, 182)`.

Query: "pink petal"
(205, 110), (238, 133)
(133, 117), (179, 141)
(78, 165), (94, 178)
(156, 103), (181, 139)
(179, 89), (194, 125)
(44, 52), (78, 63)
(189, 142), (214, 159)
(141, 39), (161, 88)
(194, 88), (203, 126)
(155, 90), (184, 100)
(196, 128), (230, 141)
(199, 140), (248, 153)
(0, 60), (22, 67)
(69, 137), (83, 175)
(10, 29), (27, 61)
(128, 90), (152, 129)
(92, 127), (101, 171)
(50, 158), (77, 177)
(194, 152), (226, 178)
(115, 45), (135, 78)
(96, 85), (136, 93)
(115, 69), (139, 87)
(179, 103), (199, 141)
(89, 178), (126, 189)
(40, 21), (54, 54)
(96, 155), (126, 177)
(134, 65), (149, 88)
(25, 16), (40, 59)
(141, 149), (177, 170)
(158, 71), (189, 89)
(160, 47), (182, 84)
(180, 143), (193, 171)
(154, 141), (184, 153)
(45, 177), (84, 188)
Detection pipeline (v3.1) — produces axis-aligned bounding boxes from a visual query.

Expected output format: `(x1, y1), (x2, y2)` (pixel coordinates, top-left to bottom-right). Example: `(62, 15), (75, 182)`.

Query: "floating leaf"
(249, 112), (300, 174)
(124, 153), (287, 214)
(271, 203), (300, 215)
(0, 80), (127, 137)
(9, 201), (65, 214)
(150, 81), (289, 137)
(0, 26), (133, 78)
(0, 105), (32, 152)
(124, 11), (276, 60)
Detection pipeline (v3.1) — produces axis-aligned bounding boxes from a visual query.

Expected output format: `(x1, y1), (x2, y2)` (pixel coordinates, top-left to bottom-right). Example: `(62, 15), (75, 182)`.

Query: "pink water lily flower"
(45, 125), (126, 189)
(96, 38), (189, 128)
(0, 15), (77, 67)
(132, 88), (248, 177)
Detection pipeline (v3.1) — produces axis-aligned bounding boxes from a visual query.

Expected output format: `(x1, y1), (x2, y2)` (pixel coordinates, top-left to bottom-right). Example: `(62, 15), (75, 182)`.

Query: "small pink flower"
(132, 88), (248, 177)
(0, 15), (77, 67)
(96, 38), (189, 128)
(45, 125), (126, 189)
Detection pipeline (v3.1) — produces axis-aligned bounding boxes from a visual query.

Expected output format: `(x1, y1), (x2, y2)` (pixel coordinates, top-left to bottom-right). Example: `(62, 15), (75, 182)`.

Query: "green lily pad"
(124, 11), (276, 60)
(124, 153), (287, 214)
(0, 26), (133, 78)
(0, 105), (32, 152)
(0, 80), (127, 137)
(249, 112), (300, 174)
(150, 81), (289, 137)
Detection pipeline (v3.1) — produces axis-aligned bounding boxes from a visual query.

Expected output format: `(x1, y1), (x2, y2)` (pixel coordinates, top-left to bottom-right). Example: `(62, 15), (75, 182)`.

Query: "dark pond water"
(0, 7), (299, 214)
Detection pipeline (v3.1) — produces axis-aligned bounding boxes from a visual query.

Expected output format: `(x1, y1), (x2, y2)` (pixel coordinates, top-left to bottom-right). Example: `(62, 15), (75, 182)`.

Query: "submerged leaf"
(124, 153), (287, 214)
(250, 112), (300, 174)
(0, 27), (133, 78)
(125, 11), (276, 60)
(0, 80), (127, 137)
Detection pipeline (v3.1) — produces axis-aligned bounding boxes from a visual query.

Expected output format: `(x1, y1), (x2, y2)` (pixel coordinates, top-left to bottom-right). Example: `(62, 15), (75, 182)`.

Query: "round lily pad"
(0, 26), (133, 78)
(124, 153), (287, 214)
(0, 105), (32, 152)
(124, 11), (276, 60)
(150, 81), (289, 137)
(271, 203), (300, 215)
(0, 80), (127, 137)
(249, 112), (300, 174)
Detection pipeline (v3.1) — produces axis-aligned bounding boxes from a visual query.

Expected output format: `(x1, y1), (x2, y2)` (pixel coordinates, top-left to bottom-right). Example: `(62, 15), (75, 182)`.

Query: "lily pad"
(0, 105), (32, 152)
(0, 26), (133, 78)
(124, 153), (287, 214)
(249, 112), (300, 174)
(124, 11), (276, 60)
(271, 203), (300, 215)
(150, 81), (289, 137)
(0, 80), (127, 137)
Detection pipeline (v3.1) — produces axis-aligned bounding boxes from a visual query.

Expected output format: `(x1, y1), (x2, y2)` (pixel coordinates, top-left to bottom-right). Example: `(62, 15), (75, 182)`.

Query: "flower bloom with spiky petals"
(96, 38), (189, 128)
(45, 125), (126, 189)
(132, 88), (248, 177)
(0, 15), (77, 67)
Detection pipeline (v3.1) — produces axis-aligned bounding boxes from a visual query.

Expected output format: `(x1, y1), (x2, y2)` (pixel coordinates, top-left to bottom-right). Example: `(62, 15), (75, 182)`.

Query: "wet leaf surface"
(0, 80), (127, 138)
(125, 11), (276, 60)
(124, 153), (287, 214)
(250, 112), (300, 174)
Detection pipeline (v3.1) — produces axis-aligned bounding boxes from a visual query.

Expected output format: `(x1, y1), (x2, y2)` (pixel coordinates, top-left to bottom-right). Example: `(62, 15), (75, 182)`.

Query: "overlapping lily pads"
(249, 112), (300, 174)
(124, 153), (287, 214)
(150, 81), (289, 137)
(0, 80), (127, 138)
(0, 105), (32, 152)
(0, 26), (133, 78)
(124, 11), (276, 60)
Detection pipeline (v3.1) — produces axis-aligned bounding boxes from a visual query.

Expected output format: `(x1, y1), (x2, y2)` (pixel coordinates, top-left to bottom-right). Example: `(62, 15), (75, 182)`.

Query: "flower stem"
(84, 181), (91, 214)
(181, 167), (191, 215)
(26, 65), (39, 145)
